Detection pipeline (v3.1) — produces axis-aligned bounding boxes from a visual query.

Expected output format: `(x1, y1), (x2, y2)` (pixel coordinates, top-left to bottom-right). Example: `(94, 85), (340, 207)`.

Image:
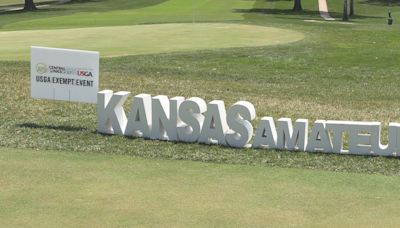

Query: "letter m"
(276, 118), (308, 151)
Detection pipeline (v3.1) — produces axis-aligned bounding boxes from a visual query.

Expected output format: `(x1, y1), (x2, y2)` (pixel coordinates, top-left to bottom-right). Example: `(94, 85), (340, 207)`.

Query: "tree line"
(24, 0), (354, 21)
(293, 0), (355, 21)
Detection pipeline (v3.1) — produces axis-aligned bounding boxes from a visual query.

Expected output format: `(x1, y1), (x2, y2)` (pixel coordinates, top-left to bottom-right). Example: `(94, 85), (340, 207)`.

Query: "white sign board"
(31, 46), (99, 103)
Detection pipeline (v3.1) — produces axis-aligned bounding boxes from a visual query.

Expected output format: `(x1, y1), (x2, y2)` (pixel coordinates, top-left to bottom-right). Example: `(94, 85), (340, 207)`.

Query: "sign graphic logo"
(78, 70), (93, 77)
(36, 63), (47, 75)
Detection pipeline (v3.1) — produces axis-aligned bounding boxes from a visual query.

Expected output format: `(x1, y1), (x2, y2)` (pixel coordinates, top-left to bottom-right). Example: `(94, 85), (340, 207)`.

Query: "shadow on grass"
(64, 0), (169, 12)
(0, 0), (60, 12)
(18, 123), (87, 132)
(68, 0), (100, 3)
(234, 8), (321, 16)
(0, 7), (67, 14)
(234, 8), (384, 19)
(0, 0), (168, 15)
(360, 0), (400, 6)
(0, 0), (58, 8)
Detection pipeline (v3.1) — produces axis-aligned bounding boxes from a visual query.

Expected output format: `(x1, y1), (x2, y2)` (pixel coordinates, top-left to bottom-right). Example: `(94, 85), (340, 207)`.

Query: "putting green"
(0, 23), (304, 61)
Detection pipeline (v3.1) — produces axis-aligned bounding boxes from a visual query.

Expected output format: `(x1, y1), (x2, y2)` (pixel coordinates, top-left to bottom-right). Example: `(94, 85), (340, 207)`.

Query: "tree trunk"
(349, 0), (354, 16)
(293, 0), (302, 11)
(24, 0), (37, 11)
(343, 0), (349, 21)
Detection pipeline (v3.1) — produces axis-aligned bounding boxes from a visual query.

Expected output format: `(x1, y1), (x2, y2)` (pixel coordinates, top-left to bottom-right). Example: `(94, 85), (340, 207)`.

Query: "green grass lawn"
(0, 0), (397, 31)
(1, 0), (400, 175)
(1, 147), (399, 227)
(0, 23), (304, 60)
(1, 0), (400, 225)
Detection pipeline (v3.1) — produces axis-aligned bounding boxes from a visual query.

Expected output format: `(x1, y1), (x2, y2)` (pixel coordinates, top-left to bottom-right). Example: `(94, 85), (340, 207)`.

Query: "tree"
(349, 0), (354, 16)
(293, 0), (302, 11)
(24, 0), (37, 11)
(343, 0), (349, 21)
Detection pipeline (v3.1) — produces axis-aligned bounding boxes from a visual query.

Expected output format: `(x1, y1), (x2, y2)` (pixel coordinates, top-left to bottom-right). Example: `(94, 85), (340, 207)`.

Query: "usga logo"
(78, 70), (93, 77)
(36, 63), (47, 75)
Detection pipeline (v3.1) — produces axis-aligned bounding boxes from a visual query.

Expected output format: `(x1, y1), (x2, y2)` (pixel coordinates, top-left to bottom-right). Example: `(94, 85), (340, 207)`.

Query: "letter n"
(150, 95), (184, 141)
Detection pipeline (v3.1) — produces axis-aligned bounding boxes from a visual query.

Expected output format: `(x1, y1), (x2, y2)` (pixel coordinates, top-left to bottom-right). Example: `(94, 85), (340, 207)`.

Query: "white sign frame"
(31, 46), (99, 104)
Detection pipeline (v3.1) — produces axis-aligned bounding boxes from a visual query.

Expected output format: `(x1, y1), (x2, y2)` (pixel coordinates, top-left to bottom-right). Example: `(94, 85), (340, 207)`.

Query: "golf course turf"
(0, 23), (304, 61)
(1, 0), (400, 226)
(1, 147), (400, 227)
